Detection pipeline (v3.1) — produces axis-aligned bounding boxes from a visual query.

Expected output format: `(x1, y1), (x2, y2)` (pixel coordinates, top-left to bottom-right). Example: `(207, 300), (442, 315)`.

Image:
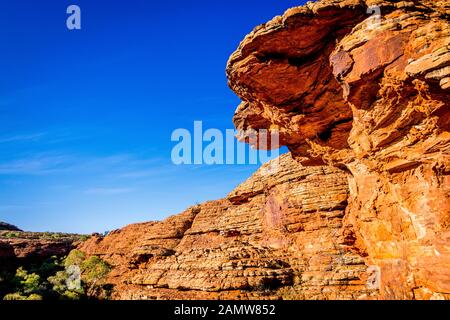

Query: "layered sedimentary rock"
(79, 0), (449, 300)
(80, 154), (377, 299)
(227, 0), (449, 299)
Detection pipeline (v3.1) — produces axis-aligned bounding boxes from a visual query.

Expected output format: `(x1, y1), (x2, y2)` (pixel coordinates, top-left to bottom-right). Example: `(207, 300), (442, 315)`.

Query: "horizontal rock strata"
(79, 0), (449, 300)
(79, 154), (377, 300)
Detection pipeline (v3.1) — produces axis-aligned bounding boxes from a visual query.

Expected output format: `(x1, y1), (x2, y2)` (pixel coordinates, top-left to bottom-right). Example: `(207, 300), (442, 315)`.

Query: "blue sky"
(0, 0), (301, 233)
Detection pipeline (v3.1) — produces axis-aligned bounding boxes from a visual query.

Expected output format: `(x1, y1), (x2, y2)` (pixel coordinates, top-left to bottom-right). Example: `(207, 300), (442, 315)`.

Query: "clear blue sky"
(0, 0), (301, 234)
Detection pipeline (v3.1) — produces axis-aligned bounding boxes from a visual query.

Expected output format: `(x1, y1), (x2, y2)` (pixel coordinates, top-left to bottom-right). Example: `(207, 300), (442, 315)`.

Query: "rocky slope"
(79, 0), (449, 300)
(80, 154), (376, 299)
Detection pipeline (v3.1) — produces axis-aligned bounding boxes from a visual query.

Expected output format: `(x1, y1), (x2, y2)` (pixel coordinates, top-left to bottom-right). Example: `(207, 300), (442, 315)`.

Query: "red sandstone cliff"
(79, 155), (372, 299)
(79, 0), (449, 300)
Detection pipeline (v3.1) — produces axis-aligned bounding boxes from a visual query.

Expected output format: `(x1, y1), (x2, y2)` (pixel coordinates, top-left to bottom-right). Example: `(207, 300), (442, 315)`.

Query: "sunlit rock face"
(227, 0), (449, 299)
(80, 154), (377, 300)
(79, 0), (449, 300)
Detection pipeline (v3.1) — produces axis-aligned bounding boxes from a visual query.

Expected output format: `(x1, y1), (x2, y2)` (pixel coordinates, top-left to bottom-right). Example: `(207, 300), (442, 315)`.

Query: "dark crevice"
(318, 117), (353, 142)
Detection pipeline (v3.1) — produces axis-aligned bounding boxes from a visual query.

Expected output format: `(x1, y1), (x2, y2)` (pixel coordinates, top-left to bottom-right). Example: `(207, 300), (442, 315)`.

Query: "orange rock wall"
(79, 0), (449, 300)
(226, 0), (449, 299)
(80, 155), (379, 299)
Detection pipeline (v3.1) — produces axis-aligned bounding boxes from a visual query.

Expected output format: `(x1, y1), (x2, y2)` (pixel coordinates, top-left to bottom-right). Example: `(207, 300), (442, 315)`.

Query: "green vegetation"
(0, 251), (112, 300)
(64, 249), (86, 267)
(82, 256), (111, 283)
(2, 232), (20, 238)
(0, 266), (46, 300)
(0, 230), (89, 242)
(3, 293), (42, 300)
(79, 235), (91, 242)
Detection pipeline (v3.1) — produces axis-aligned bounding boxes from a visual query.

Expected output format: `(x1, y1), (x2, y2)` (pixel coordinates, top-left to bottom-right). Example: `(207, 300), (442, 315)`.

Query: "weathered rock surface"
(79, 0), (449, 300)
(80, 154), (377, 300)
(227, 0), (449, 300)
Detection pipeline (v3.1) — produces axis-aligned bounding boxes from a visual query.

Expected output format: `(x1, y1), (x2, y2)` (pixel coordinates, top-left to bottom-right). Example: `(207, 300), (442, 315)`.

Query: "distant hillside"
(0, 222), (22, 232)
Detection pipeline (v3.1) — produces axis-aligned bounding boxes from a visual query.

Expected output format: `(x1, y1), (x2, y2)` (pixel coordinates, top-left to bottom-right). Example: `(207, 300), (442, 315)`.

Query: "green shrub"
(13, 267), (42, 295)
(41, 232), (52, 239)
(47, 270), (83, 300)
(3, 292), (28, 300)
(1, 250), (112, 300)
(81, 256), (111, 284)
(3, 292), (43, 300)
(64, 250), (86, 268)
(62, 290), (83, 300)
(79, 235), (90, 242)
(47, 271), (69, 295)
(33, 256), (60, 278)
(3, 232), (19, 238)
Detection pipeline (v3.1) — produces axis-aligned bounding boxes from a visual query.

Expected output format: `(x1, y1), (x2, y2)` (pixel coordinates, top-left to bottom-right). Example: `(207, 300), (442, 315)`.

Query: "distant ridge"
(0, 222), (22, 232)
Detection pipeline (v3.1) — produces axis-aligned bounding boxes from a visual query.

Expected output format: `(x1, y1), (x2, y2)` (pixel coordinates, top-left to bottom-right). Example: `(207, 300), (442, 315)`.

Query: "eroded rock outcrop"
(79, 0), (449, 300)
(227, 0), (449, 299)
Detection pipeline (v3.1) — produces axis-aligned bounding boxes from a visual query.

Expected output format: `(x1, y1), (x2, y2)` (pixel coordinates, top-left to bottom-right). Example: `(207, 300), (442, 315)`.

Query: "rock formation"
(0, 231), (81, 272)
(79, 0), (449, 300)
(227, 0), (450, 299)
(80, 154), (377, 299)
